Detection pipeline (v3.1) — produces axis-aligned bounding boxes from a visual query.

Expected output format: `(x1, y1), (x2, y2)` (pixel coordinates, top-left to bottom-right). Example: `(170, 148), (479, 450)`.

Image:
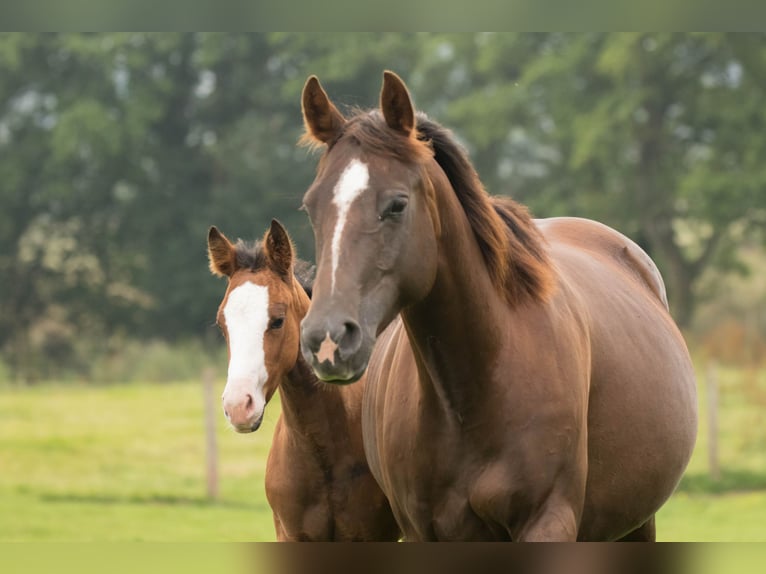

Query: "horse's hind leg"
(616, 515), (656, 541)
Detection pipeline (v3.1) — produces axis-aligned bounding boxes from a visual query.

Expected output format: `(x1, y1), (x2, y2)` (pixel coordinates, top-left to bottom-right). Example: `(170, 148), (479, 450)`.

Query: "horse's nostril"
(245, 394), (254, 410)
(302, 316), (364, 361)
(302, 325), (325, 353)
(339, 320), (362, 356)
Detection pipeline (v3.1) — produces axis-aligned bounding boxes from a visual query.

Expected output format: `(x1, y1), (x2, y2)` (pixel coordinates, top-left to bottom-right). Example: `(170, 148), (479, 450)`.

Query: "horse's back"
(536, 216), (668, 308)
(537, 216), (697, 539)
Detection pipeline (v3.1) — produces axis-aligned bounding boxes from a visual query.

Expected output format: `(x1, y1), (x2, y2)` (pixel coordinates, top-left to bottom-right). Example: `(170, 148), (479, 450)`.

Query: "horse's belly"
(546, 234), (698, 539)
(580, 321), (698, 538)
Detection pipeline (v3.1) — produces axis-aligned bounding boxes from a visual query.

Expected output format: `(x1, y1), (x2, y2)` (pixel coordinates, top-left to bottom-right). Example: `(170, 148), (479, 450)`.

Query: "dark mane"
(294, 259), (316, 298)
(328, 108), (434, 165)
(415, 113), (554, 304)
(234, 239), (315, 297)
(310, 108), (553, 304)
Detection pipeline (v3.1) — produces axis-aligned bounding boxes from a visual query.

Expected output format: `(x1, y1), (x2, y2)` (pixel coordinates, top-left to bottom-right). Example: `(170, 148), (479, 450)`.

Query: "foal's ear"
(207, 226), (237, 278)
(380, 70), (415, 136)
(264, 219), (294, 280)
(301, 75), (346, 146)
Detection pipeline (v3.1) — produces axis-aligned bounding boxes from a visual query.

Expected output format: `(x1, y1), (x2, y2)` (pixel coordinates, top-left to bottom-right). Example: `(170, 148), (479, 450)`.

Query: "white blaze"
(222, 282), (270, 415)
(331, 158), (369, 292)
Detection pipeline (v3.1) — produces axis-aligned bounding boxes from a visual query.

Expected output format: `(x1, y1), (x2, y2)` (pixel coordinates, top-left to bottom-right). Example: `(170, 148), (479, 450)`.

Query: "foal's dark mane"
(234, 239), (315, 297)
(325, 109), (553, 304)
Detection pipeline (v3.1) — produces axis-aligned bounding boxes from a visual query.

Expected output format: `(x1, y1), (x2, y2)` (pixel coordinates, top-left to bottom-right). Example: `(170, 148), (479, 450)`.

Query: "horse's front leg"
(615, 515), (656, 542)
(273, 515), (291, 541)
(515, 493), (581, 542)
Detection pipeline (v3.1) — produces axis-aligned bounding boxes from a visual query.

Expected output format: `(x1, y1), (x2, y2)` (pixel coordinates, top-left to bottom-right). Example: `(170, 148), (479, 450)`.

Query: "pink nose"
(223, 392), (256, 428)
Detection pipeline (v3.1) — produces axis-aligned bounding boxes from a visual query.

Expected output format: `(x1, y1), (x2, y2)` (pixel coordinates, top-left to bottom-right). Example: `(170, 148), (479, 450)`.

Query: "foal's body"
(299, 72), (697, 541)
(266, 361), (398, 540)
(209, 222), (398, 541)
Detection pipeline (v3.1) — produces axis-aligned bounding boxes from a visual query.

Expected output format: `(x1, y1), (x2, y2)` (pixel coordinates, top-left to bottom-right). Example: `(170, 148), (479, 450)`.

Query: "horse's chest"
(388, 470), (503, 541)
(371, 425), (490, 539)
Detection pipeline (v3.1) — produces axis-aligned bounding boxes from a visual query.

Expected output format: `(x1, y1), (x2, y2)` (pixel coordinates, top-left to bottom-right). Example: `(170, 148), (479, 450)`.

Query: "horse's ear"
(264, 219), (294, 280)
(380, 70), (415, 136)
(301, 75), (346, 146)
(208, 226), (237, 278)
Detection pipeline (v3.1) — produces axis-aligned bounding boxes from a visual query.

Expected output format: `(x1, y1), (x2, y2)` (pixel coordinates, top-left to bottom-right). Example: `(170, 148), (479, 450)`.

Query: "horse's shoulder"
(535, 217), (668, 308)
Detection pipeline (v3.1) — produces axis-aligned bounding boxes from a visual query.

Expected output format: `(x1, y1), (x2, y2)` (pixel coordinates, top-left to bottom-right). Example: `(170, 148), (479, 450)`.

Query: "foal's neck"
(278, 284), (350, 448)
(278, 358), (352, 452)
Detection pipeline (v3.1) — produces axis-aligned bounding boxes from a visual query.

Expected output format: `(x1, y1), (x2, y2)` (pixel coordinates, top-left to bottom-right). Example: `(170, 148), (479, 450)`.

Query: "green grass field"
(1, 364), (765, 541)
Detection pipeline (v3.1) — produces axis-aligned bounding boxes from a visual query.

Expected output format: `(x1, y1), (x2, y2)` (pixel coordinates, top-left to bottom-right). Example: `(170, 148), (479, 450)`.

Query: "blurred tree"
(435, 33), (766, 326)
(0, 33), (425, 380)
(0, 33), (139, 380)
(1, 33), (764, 381)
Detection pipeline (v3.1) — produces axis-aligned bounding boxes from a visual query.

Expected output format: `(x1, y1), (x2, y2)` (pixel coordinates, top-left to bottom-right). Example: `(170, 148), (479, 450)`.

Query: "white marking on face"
(331, 158), (369, 292)
(316, 332), (338, 365)
(222, 282), (270, 417)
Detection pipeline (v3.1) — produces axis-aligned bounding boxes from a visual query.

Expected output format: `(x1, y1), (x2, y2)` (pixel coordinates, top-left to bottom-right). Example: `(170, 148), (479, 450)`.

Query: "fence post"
(706, 361), (720, 482)
(202, 367), (219, 500)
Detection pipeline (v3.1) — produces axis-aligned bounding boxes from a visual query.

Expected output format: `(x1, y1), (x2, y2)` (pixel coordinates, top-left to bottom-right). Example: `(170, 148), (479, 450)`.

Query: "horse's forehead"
(332, 157), (370, 205)
(224, 279), (270, 317)
(225, 270), (263, 297)
(319, 145), (411, 195)
(222, 271), (281, 312)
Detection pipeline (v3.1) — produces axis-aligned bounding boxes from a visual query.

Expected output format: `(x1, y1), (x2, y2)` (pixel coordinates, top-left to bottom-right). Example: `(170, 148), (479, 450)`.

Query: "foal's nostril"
(244, 394), (254, 411)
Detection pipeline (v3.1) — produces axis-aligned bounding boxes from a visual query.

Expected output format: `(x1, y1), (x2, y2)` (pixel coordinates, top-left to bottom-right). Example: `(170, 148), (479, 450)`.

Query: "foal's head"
(208, 220), (310, 432)
(299, 72), (441, 383)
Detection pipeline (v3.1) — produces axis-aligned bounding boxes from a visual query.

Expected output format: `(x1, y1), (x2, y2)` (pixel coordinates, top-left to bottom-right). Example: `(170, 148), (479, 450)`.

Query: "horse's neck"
(402, 174), (510, 415)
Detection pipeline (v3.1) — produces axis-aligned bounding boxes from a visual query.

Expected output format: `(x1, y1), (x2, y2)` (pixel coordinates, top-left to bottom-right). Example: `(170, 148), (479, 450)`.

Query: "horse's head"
(208, 220), (308, 432)
(299, 72), (440, 384)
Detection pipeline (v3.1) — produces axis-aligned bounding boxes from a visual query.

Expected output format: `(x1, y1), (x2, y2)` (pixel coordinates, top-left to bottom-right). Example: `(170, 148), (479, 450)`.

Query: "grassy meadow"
(1, 363), (765, 541)
(0, 381), (278, 541)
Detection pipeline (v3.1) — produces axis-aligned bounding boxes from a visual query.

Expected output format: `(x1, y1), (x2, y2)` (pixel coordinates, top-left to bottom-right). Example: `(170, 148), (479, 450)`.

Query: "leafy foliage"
(1, 33), (764, 381)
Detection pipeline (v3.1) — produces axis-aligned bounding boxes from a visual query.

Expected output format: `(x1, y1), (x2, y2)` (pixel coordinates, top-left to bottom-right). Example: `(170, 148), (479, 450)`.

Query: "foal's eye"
(269, 317), (285, 330)
(380, 196), (408, 220)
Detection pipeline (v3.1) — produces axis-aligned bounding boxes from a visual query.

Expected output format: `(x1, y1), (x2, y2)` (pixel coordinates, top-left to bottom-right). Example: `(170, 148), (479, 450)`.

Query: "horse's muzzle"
(301, 313), (372, 384)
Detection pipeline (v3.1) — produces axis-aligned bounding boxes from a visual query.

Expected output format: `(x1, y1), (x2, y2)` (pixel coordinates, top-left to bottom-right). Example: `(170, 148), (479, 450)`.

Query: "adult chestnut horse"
(298, 72), (697, 541)
(208, 220), (399, 541)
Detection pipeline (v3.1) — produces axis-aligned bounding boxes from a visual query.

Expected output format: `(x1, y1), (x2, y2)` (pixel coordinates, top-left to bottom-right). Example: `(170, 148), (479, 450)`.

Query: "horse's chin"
(316, 368), (365, 386)
(309, 356), (369, 386)
(230, 413), (264, 433)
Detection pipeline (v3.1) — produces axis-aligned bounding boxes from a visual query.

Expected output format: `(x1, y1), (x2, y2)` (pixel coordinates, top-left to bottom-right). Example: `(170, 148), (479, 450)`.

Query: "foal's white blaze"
(222, 282), (269, 424)
(330, 158), (369, 293)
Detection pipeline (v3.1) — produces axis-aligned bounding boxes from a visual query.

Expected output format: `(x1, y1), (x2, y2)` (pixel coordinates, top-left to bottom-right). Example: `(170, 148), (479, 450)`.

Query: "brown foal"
(208, 220), (399, 541)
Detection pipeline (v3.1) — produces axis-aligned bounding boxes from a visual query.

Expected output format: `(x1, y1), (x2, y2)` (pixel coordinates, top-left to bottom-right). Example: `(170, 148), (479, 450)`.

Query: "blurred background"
(1, 33), (765, 541)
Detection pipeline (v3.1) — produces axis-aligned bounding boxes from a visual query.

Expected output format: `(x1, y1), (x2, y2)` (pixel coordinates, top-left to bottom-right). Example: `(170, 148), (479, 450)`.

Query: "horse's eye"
(390, 198), (407, 214)
(380, 197), (408, 220)
(269, 317), (285, 330)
